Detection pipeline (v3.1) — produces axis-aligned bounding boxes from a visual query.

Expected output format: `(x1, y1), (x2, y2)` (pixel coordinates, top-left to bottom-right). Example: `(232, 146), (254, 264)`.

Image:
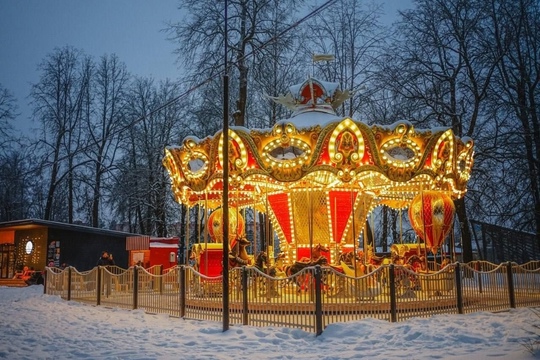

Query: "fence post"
(159, 264), (163, 295)
(242, 266), (249, 325)
(43, 268), (47, 294)
(96, 266), (102, 306)
(179, 266), (185, 318)
(455, 263), (463, 314)
(67, 267), (72, 301)
(476, 261), (483, 293)
(506, 261), (516, 308)
(314, 265), (323, 336)
(389, 264), (397, 323)
(133, 265), (139, 310)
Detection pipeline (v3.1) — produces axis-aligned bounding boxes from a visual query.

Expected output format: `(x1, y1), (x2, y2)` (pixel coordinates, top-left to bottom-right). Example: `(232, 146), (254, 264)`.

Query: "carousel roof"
(163, 77), (474, 246)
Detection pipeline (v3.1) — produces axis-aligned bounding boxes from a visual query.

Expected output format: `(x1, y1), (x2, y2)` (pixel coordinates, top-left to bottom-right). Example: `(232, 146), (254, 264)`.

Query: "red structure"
(127, 236), (179, 269)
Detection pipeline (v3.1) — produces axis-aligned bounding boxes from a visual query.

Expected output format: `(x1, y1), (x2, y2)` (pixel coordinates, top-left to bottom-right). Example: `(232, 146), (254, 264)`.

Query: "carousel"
(163, 76), (474, 274)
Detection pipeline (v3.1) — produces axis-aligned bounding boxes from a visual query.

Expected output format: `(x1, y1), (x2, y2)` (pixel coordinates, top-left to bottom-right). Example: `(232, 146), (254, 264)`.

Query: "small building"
(126, 236), (179, 270)
(0, 219), (142, 277)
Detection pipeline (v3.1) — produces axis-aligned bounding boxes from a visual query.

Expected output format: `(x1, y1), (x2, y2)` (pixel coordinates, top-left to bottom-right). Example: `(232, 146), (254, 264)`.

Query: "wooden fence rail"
(43, 261), (540, 334)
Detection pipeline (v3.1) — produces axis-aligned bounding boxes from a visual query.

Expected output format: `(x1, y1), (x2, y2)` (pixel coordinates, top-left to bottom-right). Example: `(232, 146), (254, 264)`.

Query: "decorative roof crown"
(268, 77), (351, 117)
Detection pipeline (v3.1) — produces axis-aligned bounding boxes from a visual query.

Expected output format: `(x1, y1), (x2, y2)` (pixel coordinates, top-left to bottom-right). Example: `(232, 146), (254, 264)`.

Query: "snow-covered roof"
(276, 110), (342, 129)
(149, 242), (178, 249)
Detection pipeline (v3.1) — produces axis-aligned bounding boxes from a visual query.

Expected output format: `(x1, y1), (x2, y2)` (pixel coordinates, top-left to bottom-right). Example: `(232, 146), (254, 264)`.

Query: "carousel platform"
(0, 278), (29, 287)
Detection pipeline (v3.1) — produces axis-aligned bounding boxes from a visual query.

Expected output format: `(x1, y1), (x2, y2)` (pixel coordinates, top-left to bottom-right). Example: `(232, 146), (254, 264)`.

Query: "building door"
(0, 243), (15, 279)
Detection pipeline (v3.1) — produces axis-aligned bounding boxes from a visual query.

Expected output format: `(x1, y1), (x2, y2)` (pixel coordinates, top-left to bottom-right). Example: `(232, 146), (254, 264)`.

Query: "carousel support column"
(222, 0), (230, 332)
(333, 196), (338, 263)
(351, 190), (358, 277)
(421, 191), (429, 271)
(399, 208), (403, 244)
(186, 206), (191, 265)
(364, 202), (372, 263)
(268, 227), (274, 268)
(203, 203), (209, 276)
(253, 206), (257, 254)
(198, 203), (201, 243)
(204, 193), (209, 244)
(370, 207), (375, 247)
(236, 190), (240, 238)
(309, 191), (313, 259)
(264, 184), (269, 254)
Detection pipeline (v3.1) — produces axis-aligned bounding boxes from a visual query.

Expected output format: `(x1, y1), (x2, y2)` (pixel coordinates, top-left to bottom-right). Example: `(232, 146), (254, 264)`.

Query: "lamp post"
(222, 0), (230, 332)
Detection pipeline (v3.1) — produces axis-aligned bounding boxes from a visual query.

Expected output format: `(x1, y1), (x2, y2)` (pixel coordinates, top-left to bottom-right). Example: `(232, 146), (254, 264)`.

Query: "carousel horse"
(189, 244), (203, 271)
(312, 243), (330, 258)
(365, 245), (387, 272)
(339, 258), (366, 277)
(299, 243), (330, 262)
(406, 255), (424, 272)
(387, 254), (424, 295)
(338, 250), (364, 267)
(228, 236), (252, 269)
(253, 251), (281, 297)
(284, 256), (329, 292)
(271, 252), (287, 278)
(254, 251), (277, 277)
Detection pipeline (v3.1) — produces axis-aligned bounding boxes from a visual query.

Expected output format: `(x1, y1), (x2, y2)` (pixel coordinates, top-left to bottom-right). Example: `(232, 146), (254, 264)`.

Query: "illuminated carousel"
(163, 77), (474, 266)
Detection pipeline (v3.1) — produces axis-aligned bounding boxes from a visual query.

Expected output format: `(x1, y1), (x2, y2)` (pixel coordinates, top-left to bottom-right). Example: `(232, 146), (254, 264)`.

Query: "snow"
(149, 242), (178, 249)
(1, 286), (539, 359)
(276, 110), (342, 129)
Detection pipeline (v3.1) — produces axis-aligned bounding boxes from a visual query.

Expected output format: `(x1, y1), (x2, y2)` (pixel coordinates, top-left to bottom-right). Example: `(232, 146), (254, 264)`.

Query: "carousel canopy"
(163, 77), (474, 248)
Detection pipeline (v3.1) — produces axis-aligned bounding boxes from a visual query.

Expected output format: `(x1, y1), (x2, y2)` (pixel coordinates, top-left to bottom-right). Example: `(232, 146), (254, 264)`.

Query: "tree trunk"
(454, 197), (473, 262)
(92, 157), (102, 228)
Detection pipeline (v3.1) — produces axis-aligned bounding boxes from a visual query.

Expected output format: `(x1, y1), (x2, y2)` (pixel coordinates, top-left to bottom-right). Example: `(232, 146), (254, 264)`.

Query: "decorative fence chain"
(43, 261), (540, 335)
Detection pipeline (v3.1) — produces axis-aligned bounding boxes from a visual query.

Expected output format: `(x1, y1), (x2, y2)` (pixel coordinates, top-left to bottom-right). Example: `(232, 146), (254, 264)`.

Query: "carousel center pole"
(351, 189), (357, 277)
(222, 0), (230, 332)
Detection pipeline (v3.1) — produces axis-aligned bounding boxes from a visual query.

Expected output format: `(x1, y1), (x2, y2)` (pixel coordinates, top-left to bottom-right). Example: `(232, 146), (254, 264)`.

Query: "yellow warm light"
(163, 110), (474, 248)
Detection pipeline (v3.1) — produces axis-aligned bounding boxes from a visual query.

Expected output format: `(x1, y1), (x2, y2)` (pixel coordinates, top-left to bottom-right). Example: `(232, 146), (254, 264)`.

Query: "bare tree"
(167, 0), (306, 128)
(0, 150), (27, 220)
(111, 78), (186, 236)
(374, 0), (500, 261)
(303, 0), (385, 118)
(82, 54), (130, 227)
(0, 84), (17, 143)
(0, 85), (28, 221)
(30, 46), (92, 221)
(249, 1), (306, 128)
(488, 0), (540, 248)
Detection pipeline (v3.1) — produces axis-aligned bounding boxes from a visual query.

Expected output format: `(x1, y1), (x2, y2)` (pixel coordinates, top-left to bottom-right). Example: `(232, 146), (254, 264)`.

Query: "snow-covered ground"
(1, 285), (538, 360)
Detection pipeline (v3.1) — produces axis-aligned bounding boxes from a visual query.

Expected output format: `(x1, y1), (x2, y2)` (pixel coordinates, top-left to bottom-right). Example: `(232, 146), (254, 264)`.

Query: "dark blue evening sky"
(0, 0), (180, 133)
(0, 1), (408, 135)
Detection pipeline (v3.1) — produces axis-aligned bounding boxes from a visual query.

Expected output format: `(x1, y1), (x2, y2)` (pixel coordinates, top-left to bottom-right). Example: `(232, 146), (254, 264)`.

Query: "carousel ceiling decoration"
(163, 76), (474, 250)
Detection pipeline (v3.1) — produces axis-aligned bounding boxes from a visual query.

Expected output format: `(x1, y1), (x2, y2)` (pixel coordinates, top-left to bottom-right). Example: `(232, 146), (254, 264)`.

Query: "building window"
(25, 240), (34, 255)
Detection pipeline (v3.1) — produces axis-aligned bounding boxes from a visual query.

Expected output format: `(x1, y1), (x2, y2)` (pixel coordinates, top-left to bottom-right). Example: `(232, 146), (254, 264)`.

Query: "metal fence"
(43, 261), (540, 335)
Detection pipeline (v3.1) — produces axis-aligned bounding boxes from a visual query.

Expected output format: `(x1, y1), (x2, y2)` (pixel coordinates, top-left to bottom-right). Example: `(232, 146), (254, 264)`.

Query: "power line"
(117, 0), (338, 134)
(25, 1), (338, 178)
